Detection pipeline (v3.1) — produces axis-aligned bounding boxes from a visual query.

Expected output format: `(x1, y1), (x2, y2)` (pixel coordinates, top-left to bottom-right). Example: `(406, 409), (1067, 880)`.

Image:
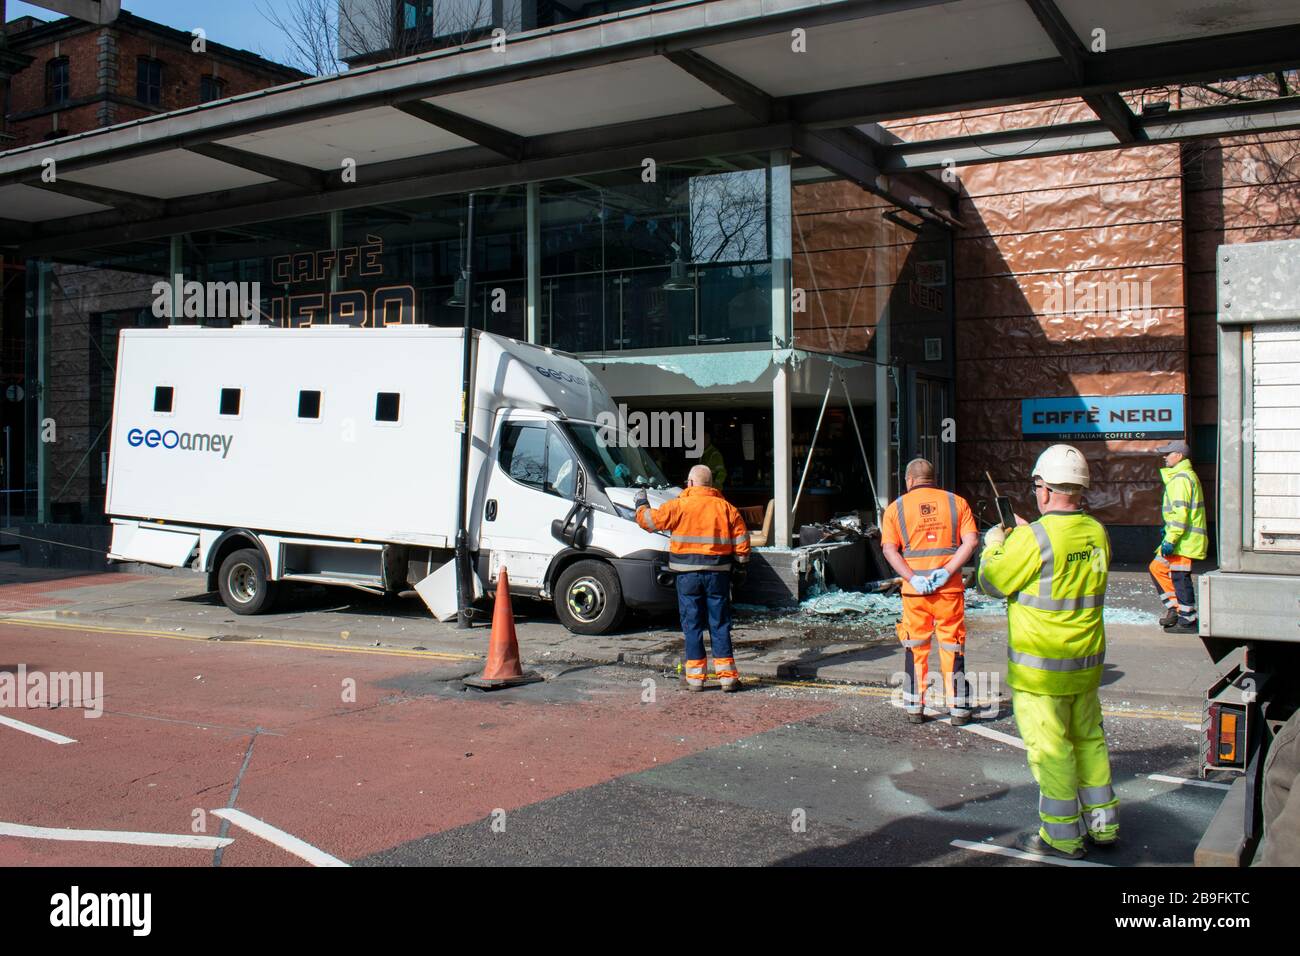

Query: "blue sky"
(8, 1), (301, 66)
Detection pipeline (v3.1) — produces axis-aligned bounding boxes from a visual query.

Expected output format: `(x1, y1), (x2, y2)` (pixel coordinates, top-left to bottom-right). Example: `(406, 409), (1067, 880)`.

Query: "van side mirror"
(551, 500), (591, 549)
(550, 515), (591, 549)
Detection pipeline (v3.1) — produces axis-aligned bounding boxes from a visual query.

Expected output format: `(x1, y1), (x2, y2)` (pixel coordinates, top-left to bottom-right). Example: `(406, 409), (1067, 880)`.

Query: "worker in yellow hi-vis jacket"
(978, 444), (1118, 861)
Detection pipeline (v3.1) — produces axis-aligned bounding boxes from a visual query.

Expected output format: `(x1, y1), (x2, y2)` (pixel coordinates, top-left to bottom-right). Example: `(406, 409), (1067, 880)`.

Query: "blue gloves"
(928, 568), (951, 589)
(634, 488), (649, 509)
(909, 574), (934, 595)
(1160, 539), (1175, 558)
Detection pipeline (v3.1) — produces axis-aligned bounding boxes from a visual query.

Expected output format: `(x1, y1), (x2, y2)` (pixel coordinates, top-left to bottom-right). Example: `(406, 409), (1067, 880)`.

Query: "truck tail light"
(1205, 702), (1246, 769)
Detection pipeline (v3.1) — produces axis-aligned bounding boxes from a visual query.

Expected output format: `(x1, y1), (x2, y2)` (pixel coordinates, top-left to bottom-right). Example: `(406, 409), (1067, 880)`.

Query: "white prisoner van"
(105, 326), (679, 634)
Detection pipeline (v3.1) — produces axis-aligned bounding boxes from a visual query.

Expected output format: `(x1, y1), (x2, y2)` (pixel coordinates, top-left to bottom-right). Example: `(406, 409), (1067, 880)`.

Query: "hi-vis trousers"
(896, 590), (970, 718)
(1012, 689), (1120, 853)
(1149, 555), (1196, 624)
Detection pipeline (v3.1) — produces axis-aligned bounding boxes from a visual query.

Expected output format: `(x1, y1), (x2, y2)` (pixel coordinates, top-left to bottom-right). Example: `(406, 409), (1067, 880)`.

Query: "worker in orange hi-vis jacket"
(635, 464), (751, 692)
(880, 458), (979, 725)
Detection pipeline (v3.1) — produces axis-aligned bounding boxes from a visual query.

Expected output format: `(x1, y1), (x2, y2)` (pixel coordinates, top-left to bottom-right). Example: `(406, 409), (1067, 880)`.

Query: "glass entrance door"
(909, 373), (952, 488)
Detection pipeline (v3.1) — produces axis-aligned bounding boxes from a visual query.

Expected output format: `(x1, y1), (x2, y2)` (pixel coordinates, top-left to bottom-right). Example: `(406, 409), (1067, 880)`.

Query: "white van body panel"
(106, 326), (622, 552)
(105, 326), (674, 624)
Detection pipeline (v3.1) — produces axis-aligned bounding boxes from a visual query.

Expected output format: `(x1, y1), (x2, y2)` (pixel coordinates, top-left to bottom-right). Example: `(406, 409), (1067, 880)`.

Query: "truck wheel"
(554, 560), (626, 635)
(218, 548), (278, 615)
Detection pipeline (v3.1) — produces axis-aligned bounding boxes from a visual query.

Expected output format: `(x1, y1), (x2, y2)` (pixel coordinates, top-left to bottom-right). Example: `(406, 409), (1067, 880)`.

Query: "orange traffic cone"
(463, 568), (543, 690)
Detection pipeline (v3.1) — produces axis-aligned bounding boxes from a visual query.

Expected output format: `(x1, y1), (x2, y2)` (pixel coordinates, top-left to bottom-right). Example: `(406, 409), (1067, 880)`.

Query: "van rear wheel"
(554, 560), (625, 635)
(218, 548), (278, 615)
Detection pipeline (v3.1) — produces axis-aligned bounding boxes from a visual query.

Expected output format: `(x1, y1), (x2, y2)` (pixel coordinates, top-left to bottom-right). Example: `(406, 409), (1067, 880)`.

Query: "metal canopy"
(2, 0), (1299, 253)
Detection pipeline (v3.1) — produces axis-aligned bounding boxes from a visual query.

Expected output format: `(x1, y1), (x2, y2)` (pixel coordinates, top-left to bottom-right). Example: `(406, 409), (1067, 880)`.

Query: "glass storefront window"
(18, 152), (783, 523)
(189, 215), (331, 327)
(24, 239), (171, 523)
(539, 156), (774, 353)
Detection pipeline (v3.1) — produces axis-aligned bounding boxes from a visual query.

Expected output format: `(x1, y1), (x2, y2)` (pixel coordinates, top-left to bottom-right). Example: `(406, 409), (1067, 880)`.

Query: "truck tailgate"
(1201, 571), (1300, 643)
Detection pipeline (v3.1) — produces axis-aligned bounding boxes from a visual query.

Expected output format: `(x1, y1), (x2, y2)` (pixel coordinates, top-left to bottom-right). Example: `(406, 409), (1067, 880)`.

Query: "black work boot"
(1159, 609), (1178, 628)
(1016, 830), (1085, 861)
(1165, 619), (1198, 634)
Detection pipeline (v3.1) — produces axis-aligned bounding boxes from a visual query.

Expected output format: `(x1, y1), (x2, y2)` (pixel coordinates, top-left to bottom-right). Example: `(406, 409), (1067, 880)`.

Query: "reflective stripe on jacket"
(881, 486), (976, 595)
(636, 486), (751, 572)
(1160, 459), (1208, 560)
(977, 511), (1110, 696)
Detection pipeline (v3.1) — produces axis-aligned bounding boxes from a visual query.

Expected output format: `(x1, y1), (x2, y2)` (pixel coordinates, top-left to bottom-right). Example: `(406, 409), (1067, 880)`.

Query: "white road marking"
(888, 699), (1026, 749)
(0, 713), (77, 745)
(211, 808), (348, 867)
(1148, 773), (1232, 791)
(951, 839), (1109, 868)
(950, 721), (1027, 750)
(0, 821), (231, 849)
(1182, 724), (1201, 731)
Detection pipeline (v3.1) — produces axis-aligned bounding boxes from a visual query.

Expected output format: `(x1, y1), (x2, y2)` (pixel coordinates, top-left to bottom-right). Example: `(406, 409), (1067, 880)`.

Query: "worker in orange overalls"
(880, 458), (979, 724)
(636, 464), (751, 692)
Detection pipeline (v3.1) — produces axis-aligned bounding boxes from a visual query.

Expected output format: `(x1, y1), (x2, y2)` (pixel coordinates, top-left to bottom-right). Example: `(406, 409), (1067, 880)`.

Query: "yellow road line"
(1, 616), (1206, 721)
(726, 673), (1200, 722)
(0, 616), (480, 662)
(1099, 706), (1201, 723)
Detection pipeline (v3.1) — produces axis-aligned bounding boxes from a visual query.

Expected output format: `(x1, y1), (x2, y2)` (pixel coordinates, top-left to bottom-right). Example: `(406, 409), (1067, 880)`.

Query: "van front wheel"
(218, 548), (278, 615)
(554, 560), (625, 635)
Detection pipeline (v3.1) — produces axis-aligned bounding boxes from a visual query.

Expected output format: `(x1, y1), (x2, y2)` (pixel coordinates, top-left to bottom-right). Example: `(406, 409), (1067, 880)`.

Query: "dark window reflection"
(501, 423), (547, 489)
(498, 422), (577, 500)
(540, 160), (772, 352)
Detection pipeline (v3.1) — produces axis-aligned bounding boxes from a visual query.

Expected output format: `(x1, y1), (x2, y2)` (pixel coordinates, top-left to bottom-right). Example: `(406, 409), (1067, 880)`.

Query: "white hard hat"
(1032, 444), (1091, 490)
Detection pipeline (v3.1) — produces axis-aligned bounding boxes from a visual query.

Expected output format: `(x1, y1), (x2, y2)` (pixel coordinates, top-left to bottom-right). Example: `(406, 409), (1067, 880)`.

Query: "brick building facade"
(2, 10), (306, 147)
(0, 8), (306, 530)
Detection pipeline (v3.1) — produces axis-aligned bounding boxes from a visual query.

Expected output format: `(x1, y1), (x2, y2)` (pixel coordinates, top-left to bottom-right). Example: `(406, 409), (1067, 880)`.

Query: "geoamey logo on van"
(534, 365), (588, 388)
(127, 427), (233, 459)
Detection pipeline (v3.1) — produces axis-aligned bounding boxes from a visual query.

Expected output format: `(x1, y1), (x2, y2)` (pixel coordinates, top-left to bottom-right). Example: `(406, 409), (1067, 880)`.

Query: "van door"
(480, 414), (585, 591)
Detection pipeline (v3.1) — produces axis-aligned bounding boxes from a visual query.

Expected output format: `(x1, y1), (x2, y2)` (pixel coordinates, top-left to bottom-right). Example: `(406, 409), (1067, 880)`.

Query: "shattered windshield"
(566, 423), (672, 490)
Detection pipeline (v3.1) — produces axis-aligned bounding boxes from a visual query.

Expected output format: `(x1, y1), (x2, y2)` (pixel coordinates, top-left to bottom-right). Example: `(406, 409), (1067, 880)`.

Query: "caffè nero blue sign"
(1021, 395), (1185, 441)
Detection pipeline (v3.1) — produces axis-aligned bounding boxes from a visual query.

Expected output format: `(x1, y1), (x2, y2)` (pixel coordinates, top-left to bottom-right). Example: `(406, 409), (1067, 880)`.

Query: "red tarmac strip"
(0, 619), (830, 866)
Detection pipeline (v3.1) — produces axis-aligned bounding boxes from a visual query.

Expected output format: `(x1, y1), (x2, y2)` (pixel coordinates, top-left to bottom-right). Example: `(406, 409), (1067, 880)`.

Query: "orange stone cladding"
(790, 97), (1300, 530)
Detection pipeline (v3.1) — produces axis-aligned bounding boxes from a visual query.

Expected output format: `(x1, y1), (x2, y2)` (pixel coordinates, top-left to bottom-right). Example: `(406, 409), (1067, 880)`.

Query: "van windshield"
(566, 423), (672, 490)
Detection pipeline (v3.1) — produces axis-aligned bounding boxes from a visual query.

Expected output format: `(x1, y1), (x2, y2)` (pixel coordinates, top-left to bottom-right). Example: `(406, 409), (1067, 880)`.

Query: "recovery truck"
(1195, 238), (1300, 865)
(104, 326), (680, 634)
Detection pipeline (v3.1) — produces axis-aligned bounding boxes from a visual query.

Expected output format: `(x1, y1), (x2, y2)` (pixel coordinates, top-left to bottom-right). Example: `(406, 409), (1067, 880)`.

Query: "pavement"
(0, 554), (1230, 712)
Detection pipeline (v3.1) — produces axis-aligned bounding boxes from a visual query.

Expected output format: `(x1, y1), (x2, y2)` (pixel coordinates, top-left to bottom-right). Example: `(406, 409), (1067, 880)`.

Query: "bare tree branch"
(259, 0), (499, 76)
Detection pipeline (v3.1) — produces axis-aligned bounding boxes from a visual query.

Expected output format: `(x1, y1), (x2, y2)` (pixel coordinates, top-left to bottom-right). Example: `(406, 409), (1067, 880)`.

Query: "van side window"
(375, 392), (400, 422)
(154, 386), (173, 413)
(298, 390), (321, 419)
(219, 388), (241, 416)
(498, 422), (577, 500)
(500, 423), (546, 489)
(546, 428), (576, 498)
